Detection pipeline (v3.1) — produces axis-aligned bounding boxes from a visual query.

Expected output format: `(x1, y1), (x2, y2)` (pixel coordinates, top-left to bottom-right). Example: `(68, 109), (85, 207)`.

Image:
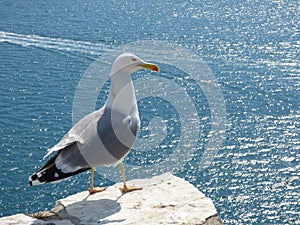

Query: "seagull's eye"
(131, 58), (137, 62)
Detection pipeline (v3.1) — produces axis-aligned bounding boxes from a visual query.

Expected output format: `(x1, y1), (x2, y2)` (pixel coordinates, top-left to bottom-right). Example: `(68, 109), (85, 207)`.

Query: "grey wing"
(96, 108), (140, 161)
(55, 141), (91, 173)
(43, 107), (105, 159)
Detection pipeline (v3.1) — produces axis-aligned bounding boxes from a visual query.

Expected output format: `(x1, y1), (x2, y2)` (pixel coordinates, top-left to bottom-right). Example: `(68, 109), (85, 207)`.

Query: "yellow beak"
(139, 63), (160, 72)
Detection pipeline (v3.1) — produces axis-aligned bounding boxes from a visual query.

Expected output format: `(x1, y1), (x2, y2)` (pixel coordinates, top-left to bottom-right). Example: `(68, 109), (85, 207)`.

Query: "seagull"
(29, 53), (160, 194)
(271, 175), (300, 190)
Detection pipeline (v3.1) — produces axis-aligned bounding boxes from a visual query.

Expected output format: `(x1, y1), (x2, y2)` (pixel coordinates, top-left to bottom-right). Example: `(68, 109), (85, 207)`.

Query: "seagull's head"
(110, 53), (160, 76)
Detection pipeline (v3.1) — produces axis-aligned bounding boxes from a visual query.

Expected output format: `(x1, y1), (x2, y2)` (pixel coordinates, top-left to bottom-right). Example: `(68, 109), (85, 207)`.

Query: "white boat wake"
(0, 31), (113, 56)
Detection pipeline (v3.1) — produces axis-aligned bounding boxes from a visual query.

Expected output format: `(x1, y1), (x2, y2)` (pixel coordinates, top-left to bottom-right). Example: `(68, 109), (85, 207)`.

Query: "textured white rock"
(57, 173), (220, 225)
(0, 213), (73, 225)
(0, 214), (40, 225)
(0, 173), (222, 225)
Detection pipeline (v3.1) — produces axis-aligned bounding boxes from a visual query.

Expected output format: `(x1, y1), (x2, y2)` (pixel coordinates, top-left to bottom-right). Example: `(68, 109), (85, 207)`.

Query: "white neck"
(106, 71), (138, 115)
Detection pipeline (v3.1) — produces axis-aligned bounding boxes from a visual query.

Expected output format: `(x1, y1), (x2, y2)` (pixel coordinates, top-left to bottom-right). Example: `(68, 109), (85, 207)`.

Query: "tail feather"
(29, 152), (89, 186)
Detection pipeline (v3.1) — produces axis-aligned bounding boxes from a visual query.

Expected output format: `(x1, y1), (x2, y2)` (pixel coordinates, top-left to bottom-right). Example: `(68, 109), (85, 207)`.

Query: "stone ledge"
(0, 173), (223, 225)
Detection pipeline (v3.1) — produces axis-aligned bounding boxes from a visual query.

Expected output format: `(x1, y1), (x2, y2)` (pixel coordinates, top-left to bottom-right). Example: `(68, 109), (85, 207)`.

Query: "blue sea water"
(1, 0), (299, 224)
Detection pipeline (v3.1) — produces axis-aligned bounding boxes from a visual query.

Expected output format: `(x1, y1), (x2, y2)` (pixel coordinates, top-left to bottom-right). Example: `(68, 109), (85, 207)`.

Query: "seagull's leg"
(119, 163), (142, 193)
(88, 167), (106, 194)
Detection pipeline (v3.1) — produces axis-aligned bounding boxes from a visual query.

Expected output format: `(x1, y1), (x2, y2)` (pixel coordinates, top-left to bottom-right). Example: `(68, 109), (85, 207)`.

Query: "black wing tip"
(28, 173), (41, 186)
(28, 167), (90, 187)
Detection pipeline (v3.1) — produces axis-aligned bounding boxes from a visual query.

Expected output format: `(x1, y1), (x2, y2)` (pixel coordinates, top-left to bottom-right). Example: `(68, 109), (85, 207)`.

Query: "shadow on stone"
(30, 198), (122, 224)
(60, 198), (121, 224)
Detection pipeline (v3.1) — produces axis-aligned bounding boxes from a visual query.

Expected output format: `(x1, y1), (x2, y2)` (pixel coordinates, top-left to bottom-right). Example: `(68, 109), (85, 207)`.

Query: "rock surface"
(0, 173), (223, 225)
